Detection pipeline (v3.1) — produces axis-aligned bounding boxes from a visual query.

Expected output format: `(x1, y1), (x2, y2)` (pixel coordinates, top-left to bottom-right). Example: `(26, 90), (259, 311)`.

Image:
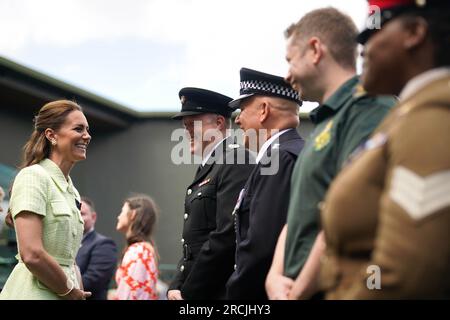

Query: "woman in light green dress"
(0, 100), (92, 300)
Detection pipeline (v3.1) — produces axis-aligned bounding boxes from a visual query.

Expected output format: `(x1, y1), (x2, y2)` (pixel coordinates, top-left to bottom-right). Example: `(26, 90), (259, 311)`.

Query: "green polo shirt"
(284, 76), (396, 279)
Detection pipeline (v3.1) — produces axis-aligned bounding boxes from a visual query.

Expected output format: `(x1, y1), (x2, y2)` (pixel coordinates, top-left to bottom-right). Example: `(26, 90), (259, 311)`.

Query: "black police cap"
(172, 87), (233, 120)
(229, 68), (302, 110)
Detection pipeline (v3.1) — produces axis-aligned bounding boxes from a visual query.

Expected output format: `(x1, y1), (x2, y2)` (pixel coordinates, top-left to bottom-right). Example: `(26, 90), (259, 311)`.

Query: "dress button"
(181, 238), (185, 244)
(180, 265), (185, 272)
(197, 192), (202, 196)
(184, 213), (188, 220)
(234, 264), (237, 271)
(187, 189), (192, 195)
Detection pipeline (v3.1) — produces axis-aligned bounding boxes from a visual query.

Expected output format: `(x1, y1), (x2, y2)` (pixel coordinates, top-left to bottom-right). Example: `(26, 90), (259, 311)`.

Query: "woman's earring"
(51, 139), (57, 146)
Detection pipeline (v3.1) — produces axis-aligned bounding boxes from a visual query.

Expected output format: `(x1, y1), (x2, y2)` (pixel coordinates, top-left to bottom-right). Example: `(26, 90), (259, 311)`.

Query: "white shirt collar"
(202, 136), (229, 166)
(255, 129), (291, 164)
(399, 67), (450, 101)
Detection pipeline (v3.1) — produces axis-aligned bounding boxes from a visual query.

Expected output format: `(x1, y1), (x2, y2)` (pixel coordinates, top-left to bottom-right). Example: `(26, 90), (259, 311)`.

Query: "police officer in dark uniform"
(225, 68), (304, 300)
(168, 87), (255, 300)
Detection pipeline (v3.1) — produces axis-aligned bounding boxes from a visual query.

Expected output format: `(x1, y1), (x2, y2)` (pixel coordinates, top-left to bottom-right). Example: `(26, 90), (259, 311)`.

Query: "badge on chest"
(345, 132), (388, 167)
(199, 178), (211, 187)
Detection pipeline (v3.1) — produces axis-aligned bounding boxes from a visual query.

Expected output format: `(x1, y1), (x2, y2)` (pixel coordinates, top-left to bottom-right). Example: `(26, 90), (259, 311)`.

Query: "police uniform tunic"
(169, 137), (255, 299)
(226, 129), (304, 300)
(320, 70), (450, 299)
(0, 159), (84, 300)
(284, 77), (396, 279)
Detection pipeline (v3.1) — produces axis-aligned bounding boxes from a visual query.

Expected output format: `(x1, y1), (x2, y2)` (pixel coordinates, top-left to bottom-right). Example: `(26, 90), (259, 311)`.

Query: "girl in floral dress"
(112, 195), (159, 300)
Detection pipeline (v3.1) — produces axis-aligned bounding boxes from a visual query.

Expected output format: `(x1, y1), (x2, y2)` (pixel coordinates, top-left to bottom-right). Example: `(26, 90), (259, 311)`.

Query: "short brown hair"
(81, 196), (96, 212)
(285, 7), (358, 70)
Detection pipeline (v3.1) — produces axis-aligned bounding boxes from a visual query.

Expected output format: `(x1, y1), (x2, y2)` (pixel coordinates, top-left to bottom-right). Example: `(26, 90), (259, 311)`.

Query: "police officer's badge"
(314, 120), (333, 151)
(180, 95), (186, 104)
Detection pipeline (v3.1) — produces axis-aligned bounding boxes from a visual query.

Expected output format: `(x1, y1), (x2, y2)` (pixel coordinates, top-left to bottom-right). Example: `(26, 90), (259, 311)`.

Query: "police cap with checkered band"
(172, 87), (233, 120)
(228, 68), (302, 110)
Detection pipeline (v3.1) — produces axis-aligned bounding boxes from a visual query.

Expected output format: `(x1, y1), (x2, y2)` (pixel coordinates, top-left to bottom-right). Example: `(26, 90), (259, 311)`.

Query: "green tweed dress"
(0, 159), (84, 300)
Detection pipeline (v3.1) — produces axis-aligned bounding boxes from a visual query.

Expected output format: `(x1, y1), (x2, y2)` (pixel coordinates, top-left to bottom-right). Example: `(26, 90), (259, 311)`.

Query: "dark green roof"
(0, 56), (141, 117)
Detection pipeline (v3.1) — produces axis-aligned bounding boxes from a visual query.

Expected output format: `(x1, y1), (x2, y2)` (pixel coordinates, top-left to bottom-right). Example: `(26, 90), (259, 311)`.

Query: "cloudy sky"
(0, 0), (368, 112)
